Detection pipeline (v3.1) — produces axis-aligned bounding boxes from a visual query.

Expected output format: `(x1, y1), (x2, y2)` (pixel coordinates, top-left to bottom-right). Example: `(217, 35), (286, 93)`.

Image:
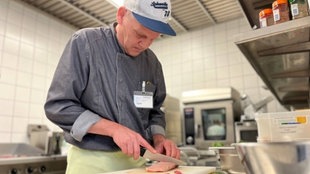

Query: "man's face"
(117, 8), (160, 57)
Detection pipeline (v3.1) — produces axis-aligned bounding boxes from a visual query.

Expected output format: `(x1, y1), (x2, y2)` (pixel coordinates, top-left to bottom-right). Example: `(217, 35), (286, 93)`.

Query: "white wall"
(0, 0), (76, 143)
(0, 0), (287, 143)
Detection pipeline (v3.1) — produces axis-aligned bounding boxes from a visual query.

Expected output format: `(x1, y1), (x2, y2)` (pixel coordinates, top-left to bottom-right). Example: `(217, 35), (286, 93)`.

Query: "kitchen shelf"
(234, 16), (310, 109)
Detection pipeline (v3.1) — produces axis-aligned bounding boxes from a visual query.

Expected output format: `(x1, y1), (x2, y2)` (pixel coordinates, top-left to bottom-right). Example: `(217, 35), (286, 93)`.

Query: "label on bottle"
(260, 18), (267, 27)
(291, 3), (299, 16)
(273, 9), (280, 21)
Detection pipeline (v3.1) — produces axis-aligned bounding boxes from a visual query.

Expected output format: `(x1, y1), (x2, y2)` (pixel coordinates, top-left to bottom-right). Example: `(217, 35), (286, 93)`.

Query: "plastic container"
(289, 0), (309, 19)
(255, 110), (310, 142)
(259, 8), (274, 27)
(272, 0), (290, 24)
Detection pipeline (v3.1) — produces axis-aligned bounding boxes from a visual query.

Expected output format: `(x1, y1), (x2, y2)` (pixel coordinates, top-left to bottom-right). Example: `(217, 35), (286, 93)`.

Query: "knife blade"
(141, 149), (187, 166)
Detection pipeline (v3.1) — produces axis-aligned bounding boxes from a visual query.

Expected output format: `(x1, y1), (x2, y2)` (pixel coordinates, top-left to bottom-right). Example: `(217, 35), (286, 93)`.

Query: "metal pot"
(209, 147), (246, 174)
(234, 141), (310, 174)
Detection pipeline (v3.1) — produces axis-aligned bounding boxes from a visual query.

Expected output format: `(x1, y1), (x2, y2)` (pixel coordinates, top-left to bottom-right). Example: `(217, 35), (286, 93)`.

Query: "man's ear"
(116, 6), (127, 25)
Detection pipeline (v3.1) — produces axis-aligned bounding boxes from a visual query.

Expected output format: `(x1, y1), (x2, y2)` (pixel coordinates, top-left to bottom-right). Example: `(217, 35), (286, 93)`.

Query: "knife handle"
(140, 147), (146, 156)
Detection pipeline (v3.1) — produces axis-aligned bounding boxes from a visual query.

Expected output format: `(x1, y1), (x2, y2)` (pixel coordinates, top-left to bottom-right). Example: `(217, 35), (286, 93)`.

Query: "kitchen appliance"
(162, 95), (182, 146)
(234, 141), (310, 174)
(181, 88), (242, 149)
(255, 110), (310, 142)
(103, 166), (216, 174)
(234, 120), (258, 143)
(28, 124), (64, 155)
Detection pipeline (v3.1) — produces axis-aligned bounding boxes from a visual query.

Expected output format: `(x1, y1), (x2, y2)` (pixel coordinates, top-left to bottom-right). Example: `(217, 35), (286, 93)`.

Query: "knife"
(141, 148), (187, 166)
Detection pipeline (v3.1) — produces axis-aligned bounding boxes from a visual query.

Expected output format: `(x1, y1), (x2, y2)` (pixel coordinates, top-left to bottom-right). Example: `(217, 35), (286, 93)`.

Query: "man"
(44, 0), (180, 173)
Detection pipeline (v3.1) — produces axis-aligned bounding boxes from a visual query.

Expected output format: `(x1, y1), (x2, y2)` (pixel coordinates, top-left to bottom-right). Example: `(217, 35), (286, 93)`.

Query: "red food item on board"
(145, 161), (178, 172)
(174, 170), (183, 174)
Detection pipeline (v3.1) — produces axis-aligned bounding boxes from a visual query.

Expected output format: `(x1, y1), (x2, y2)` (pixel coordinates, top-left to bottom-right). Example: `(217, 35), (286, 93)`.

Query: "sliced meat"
(145, 161), (178, 172)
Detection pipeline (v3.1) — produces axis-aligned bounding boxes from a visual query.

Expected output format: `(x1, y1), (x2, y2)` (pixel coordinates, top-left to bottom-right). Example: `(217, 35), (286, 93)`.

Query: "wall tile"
(3, 38), (19, 57)
(30, 89), (45, 103)
(7, 7), (23, 28)
(0, 67), (16, 84)
(12, 117), (29, 133)
(33, 61), (46, 76)
(11, 133), (28, 143)
(21, 28), (35, 44)
(0, 83), (15, 99)
(15, 86), (31, 102)
(29, 103), (45, 119)
(229, 64), (243, 77)
(22, 10), (36, 31)
(16, 72), (32, 87)
(0, 116), (12, 132)
(230, 76), (244, 91)
(0, 99), (14, 115)
(6, 23), (22, 43)
(31, 75), (46, 90)
(244, 75), (259, 88)
(0, 1), (9, 21)
(2, 52), (19, 70)
(18, 57), (33, 73)
(0, 133), (11, 143)
(0, 20), (5, 36)
(13, 101), (29, 117)
(20, 42), (34, 59)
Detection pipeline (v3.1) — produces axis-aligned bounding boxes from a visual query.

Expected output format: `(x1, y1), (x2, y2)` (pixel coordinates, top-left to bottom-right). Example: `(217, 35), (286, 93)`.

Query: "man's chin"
(127, 50), (141, 57)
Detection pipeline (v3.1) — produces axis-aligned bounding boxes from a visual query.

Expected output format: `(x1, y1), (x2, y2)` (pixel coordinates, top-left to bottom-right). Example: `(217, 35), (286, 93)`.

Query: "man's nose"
(138, 39), (152, 49)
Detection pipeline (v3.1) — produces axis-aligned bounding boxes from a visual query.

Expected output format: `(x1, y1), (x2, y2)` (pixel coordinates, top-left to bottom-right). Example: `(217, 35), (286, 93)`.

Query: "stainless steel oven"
(181, 88), (242, 149)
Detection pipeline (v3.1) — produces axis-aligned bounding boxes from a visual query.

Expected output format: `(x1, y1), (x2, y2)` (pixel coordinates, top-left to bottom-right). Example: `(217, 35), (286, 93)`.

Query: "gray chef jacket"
(44, 23), (167, 151)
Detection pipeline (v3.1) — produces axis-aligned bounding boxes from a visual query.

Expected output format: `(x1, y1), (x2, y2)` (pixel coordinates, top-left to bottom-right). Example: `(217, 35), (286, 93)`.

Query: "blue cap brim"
(132, 12), (176, 36)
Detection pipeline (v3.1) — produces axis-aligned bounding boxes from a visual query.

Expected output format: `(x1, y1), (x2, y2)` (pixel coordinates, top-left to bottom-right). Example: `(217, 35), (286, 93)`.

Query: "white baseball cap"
(124, 0), (176, 36)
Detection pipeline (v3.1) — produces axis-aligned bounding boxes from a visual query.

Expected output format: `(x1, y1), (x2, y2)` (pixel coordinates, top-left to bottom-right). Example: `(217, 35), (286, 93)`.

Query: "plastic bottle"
(259, 9), (274, 28)
(289, 0), (309, 19)
(272, 0), (290, 24)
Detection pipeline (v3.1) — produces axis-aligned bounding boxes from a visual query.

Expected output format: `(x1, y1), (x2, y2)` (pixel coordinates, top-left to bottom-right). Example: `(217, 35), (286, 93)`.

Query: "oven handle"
(195, 124), (201, 138)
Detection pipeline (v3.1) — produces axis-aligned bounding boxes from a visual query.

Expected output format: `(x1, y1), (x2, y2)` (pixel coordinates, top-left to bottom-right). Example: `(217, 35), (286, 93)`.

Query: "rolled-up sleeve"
(71, 110), (102, 141)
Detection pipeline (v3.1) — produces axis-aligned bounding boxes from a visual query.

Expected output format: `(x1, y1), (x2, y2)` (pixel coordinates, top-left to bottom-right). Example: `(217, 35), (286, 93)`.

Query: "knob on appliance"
(26, 167), (34, 174)
(186, 136), (194, 144)
(10, 168), (19, 174)
(40, 165), (47, 173)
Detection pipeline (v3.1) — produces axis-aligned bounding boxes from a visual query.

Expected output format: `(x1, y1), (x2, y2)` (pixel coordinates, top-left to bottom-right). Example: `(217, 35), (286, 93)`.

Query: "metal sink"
(0, 143), (44, 158)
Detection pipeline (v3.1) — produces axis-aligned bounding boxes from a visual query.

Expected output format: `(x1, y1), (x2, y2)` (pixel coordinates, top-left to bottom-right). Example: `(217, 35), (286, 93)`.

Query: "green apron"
(66, 145), (146, 174)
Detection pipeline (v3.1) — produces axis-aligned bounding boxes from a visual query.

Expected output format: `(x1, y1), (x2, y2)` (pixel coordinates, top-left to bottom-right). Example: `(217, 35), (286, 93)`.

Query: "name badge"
(134, 91), (153, 108)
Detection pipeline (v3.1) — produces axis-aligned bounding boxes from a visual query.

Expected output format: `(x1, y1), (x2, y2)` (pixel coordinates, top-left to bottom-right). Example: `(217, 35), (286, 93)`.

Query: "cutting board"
(103, 166), (216, 174)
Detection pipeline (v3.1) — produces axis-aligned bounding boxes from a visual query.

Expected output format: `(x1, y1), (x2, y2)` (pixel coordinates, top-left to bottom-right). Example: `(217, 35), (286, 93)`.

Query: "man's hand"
(153, 134), (180, 159)
(111, 125), (156, 160)
(88, 118), (156, 160)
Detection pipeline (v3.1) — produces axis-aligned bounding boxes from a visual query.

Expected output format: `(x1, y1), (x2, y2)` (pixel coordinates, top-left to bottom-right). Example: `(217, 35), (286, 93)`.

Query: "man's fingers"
(127, 141), (134, 156)
(139, 137), (157, 154)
